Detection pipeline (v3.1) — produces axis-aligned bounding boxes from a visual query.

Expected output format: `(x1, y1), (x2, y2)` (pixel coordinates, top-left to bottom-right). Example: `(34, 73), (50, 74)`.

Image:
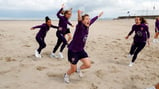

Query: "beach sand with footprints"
(0, 19), (159, 89)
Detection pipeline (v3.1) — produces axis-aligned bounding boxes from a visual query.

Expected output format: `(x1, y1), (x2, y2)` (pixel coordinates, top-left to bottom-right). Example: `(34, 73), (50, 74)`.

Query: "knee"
(85, 63), (91, 68)
(42, 44), (46, 48)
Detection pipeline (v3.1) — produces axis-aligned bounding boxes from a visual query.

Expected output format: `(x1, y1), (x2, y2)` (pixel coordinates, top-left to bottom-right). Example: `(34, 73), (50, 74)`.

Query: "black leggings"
(53, 31), (68, 53)
(36, 36), (46, 54)
(129, 42), (146, 62)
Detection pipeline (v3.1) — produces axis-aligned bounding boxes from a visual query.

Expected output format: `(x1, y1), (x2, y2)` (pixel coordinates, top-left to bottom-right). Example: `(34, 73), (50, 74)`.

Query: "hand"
(78, 10), (83, 14)
(62, 4), (64, 8)
(98, 11), (104, 18)
(147, 39), (150, 46)
(30, 28), (34, 30)
(125, 36), (129, 39)
(59, 27), (62, 31)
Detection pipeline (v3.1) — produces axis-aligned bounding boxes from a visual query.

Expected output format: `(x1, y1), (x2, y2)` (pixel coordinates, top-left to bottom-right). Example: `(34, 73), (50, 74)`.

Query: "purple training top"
(155, 19), (159, 32)
(57, 8), (72, 34)
(68, 16), (98, 52)
(33, 23), (58, 38)
(128, 24), (150, 43)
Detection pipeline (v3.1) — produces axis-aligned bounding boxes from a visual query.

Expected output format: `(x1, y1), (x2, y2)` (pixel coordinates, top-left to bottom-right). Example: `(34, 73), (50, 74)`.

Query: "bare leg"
(67, 64), (77, 75)
(80, 58), (91, 70)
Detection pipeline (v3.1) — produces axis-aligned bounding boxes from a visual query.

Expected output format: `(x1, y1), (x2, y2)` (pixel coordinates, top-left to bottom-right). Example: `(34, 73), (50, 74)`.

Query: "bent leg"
(80, 58), (91, 70)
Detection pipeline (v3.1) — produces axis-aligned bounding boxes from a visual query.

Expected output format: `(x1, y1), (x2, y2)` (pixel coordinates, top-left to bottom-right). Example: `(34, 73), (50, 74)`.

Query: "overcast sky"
(0, 0), (159, 19)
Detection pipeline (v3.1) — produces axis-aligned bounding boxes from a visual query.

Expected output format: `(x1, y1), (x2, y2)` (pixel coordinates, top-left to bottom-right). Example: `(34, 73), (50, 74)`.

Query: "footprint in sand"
(47, 72), (61, 77)
(0, 69), (12, 75)
(23, 44), (31, 47)
(91, 61), (95, 64)
(36, 66), (48, 71)
(90, 83), (98, 89)
(5, 57), (16, 62)
(95, 70), (104, 79)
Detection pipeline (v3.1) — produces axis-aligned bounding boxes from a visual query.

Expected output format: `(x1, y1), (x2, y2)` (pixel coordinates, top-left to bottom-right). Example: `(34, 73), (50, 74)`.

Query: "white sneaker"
(129, 62), (134, 67)
(153, 39), (157, 43)
(50, 53), (57, 58)
(59, 52), (64, 59)
(76, 68), (83, 78)
(146, 86), (156, 89)
(35, 50), (41, 58)
(64, 73), (70, 83)
(127, 54), (133, 59)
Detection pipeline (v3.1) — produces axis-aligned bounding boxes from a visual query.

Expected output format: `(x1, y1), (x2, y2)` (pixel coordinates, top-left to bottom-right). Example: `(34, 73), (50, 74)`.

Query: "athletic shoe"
(76, 68), (83, 78)
(50, 53), (57, 58)
(58, 52), (64, 59)
(64, 73), (70, 83)
(146, 86), (156, 89)
(129, 62), (134, 67)
(35, 50), (41, 58)
(153, 39), (158, 43)
(127, 54), (133, 59)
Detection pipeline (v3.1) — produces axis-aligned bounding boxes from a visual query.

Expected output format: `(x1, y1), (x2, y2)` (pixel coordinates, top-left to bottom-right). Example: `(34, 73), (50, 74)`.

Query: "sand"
(0, 19), (159, 89)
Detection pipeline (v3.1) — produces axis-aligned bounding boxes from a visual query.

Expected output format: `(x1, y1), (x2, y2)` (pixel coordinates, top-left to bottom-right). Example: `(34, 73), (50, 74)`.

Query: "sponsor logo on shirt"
(83, 35), (88, 43)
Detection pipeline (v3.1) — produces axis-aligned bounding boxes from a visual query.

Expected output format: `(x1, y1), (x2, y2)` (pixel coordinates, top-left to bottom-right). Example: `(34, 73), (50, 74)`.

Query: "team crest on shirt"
(83, 35), (88, 42)
(72, 58), (75, 62)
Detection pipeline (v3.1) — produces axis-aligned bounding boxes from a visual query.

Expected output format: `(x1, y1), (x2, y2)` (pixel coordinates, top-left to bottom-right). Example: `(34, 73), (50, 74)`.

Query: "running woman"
(125, 17), (150, 67)
(64, 10), (103, 83)
(31, 16), (59, 58)
(153, 17), (159, 43)
(50, 4), (74, 59)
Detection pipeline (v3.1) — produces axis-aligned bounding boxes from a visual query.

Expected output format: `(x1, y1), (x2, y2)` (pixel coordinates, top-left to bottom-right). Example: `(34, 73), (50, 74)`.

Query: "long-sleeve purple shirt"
(33, 23), (59, 38)
(57, 8), (72, 34)
(68, 16), (98, 52)
(128, 24), (150, 43)
(155, 20), (159, 32)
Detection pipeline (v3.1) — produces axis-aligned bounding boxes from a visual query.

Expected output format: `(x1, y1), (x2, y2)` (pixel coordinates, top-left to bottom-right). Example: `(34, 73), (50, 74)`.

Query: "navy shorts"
(68, 50), (88, 65)
(65, 28), (71, 34)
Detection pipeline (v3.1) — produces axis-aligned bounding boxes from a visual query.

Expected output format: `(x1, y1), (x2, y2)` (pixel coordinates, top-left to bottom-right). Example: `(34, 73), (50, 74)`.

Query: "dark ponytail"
(140, 17), (147, 24)
(45, 16), (50, 23)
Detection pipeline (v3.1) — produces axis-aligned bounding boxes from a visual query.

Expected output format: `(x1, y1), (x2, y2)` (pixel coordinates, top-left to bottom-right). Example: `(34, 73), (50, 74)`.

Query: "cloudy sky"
(0, 0), (159, 19)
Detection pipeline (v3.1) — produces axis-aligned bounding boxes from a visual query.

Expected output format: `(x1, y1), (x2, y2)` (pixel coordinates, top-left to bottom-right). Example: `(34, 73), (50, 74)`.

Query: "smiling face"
(82, 14), (90, 27)
(135, 17), (141, 25)
(46, 20), (52, 27)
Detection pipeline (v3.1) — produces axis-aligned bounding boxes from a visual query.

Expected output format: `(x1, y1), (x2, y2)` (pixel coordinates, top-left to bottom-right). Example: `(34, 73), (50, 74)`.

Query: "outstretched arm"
(57, 4), (64, 19)
(90, 11), (103, 26)
(51, 25), (59, 29)
(30, 24), (43, 30)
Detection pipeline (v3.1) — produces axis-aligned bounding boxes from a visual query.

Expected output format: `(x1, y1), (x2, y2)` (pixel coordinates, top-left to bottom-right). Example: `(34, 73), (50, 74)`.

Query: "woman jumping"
(125, 17), (150, 67)
(64, 10), (103, 83)
(31, 16), (59, 58)
(50, 4), (74, 59)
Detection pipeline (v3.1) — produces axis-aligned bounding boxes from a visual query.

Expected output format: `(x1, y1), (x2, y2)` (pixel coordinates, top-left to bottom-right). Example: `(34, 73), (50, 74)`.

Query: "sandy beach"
(0, 19), (159, 89)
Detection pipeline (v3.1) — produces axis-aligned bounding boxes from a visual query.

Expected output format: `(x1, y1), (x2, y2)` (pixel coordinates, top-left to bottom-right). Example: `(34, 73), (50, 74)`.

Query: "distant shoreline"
(117, 15), (159, 19)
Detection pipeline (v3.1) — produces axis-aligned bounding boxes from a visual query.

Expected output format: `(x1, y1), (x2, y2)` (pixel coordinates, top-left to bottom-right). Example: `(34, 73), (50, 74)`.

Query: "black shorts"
(65, 28), (71, 34)
(68, 49), (88, 65)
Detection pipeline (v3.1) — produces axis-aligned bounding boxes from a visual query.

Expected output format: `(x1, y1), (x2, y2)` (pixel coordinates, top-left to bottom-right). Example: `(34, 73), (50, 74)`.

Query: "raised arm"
(57, 4), (64, 19)
(90, 12), (103, 26)
(78, 10), (83, 21)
